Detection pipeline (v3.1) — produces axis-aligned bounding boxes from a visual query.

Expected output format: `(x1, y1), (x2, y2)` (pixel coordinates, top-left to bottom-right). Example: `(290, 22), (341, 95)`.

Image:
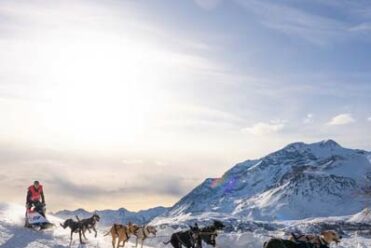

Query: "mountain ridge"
(54, 206), (169, 226)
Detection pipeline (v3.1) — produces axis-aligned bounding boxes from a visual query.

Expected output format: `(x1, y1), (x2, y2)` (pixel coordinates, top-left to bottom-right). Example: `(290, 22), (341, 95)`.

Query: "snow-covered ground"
(149, 209), (371, 248)
(0, 203), (154, 248)
(2, 203), (371, 248)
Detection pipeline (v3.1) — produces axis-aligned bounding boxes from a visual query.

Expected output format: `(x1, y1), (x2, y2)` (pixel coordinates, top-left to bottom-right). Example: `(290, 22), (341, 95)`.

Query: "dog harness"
(179, 232), (195, 247)
(318, 237), (330, 248)
(143, 226), (149, 238)
(125, 228), (130, 241)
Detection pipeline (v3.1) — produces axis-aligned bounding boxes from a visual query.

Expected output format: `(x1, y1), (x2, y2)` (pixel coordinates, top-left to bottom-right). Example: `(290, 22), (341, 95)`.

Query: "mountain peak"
(283, 141), (306, 150)
(282, 139), (342, 152)
(318, 139), (341, 147)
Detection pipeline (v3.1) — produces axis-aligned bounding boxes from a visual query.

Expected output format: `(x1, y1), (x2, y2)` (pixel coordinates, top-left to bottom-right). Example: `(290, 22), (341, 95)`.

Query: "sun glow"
(11, 12), (178, 148)
(42, 39), (159, 145)
(52, 44), (146, 131)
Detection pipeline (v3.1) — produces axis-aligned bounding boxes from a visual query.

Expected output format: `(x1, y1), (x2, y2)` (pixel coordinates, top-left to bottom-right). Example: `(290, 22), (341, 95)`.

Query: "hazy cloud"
(0, 142), (206, 210)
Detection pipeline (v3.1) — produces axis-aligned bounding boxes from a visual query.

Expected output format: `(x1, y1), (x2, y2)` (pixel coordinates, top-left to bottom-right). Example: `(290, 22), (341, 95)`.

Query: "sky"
(0, 0), (370, 211)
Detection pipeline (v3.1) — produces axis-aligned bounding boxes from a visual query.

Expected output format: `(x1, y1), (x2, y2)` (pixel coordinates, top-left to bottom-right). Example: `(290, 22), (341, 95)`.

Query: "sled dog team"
(60, 213), (155, 248)
(61, 215), (224, 248)
(60, 213), (342, 248)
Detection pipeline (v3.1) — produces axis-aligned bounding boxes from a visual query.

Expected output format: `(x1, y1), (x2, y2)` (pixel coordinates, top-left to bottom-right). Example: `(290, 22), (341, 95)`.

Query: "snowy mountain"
(164, 140), (371, 221)
(54, 206), (169, 226)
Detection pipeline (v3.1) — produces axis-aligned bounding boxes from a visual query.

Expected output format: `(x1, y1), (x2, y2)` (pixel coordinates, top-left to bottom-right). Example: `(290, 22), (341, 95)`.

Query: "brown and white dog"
(104, 222), (139, 248)
(133, 225), (157, 248)
(290, 230), (342, 247)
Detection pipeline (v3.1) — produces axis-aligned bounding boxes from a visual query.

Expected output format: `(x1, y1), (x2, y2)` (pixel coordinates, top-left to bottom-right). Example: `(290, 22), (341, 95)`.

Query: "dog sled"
(25, 202), (54, 230)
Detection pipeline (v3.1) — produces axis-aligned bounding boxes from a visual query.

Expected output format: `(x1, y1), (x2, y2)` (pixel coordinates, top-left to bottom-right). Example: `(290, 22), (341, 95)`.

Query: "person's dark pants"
(27, 201), (45, 217)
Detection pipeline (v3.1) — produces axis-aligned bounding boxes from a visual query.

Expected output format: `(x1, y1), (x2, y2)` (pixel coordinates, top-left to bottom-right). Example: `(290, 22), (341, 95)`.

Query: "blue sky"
(0, 0), (370, 210)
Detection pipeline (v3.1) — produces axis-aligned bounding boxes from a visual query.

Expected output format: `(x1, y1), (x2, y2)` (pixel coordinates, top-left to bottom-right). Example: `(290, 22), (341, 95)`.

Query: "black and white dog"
(197, 220), (225, 247)
(60, 219), (85, 246)
(75, 213), (100, 238)
(164, 225), (200, 248)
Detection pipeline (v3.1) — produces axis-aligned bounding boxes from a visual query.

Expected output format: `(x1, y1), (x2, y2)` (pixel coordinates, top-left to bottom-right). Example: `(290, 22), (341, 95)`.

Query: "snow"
(2, 203), (371, 247)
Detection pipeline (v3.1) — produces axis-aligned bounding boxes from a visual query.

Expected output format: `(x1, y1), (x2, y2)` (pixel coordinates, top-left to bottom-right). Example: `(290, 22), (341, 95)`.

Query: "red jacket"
(27, 185), (45, 203)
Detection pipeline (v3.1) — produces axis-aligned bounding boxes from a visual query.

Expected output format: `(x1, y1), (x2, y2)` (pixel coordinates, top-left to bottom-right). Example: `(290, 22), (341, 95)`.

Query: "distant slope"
(54, 206), (169, 226)
(164, 140), (371, 220)
(348, 208), (371, 223)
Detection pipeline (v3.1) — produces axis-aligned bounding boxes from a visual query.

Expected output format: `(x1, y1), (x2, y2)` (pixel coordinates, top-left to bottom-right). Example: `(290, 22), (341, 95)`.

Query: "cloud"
(368, 116), (371, 122)
(327, 113), (355, 125)
(242, 120), (286, 136)
(49, 175), (188, 200)
(303, 113), (314, 124)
